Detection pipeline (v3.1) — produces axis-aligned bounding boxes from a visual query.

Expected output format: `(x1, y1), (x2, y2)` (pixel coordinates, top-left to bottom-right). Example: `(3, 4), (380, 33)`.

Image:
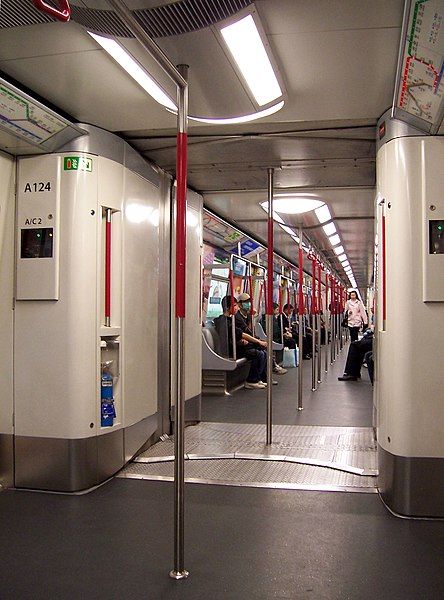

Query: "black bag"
(341, 315), (348, 328)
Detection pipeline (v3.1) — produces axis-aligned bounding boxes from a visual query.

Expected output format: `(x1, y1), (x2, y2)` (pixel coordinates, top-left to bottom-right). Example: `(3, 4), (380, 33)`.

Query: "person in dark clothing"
(364, 351), (374, 384)
(282, 303), (312, 359)
(214, 296), (271, 389)
(338, 329), (373, 381)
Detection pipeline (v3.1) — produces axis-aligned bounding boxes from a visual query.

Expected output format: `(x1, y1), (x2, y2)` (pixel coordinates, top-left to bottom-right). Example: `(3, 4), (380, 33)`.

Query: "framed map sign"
(392, 0), (444, 133)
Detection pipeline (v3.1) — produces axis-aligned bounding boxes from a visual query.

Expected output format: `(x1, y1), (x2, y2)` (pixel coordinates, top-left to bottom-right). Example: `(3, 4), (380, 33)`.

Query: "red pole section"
(32, 0), (71, 21)
(325, 272), (329, 316)
(317, 263), (322, 313)
(105, 209), (112, 326)
(311, 256), (317, 315)
(298, 247), (304, 314)
(229, 269), (235, 316)
(382, 214), (387, 323)
(331, 277), (336, 315)
(175, 131), (188, 318)
(249, 275), (254, 319)
(267, 204), (274, 316)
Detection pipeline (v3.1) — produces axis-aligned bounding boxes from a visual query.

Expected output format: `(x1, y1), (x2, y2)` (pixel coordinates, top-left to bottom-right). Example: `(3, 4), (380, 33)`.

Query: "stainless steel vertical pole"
(266, 168), (274, 444)
(297, 226), (304, 411)
(325, 273), (329, 373)
(311, 312), (317, 390)
(310, 256), (317, 391)
(101, 1), (190, 582)
(170, 64), (189, 581)
(317, 263), (322, 383)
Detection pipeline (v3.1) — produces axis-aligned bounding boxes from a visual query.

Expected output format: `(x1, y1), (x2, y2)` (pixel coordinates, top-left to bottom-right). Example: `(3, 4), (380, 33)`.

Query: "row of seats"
(201, 320), (283, 395)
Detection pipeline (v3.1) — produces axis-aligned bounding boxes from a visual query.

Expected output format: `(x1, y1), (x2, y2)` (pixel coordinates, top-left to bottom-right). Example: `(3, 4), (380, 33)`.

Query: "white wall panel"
(15, 154), (99, 438)
(0, 152), (15, 436)
(122, 170), (160, 427)
(376, 137), (444, 457)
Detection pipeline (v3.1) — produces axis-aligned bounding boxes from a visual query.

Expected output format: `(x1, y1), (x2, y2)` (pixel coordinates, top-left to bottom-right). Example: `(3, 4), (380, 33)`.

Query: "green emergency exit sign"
(63, 156), (93, 171)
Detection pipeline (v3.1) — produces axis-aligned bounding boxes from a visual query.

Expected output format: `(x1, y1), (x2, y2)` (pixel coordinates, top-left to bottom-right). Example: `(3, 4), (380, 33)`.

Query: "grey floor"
(203, 344), (373, 427)
(1, 479), (444, 600)
(2, 345), (441, 599)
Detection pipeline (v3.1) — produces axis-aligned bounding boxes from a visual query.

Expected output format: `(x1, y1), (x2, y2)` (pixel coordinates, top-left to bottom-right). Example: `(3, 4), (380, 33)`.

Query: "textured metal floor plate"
(119, 422), (378, 492)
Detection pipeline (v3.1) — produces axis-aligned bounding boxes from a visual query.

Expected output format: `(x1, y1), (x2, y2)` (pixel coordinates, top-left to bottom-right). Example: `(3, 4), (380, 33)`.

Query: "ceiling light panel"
(314, 205), (332, 223)
(322, 222), (336, 236)
(334, 246), (345, 256)
(261, 197), (323, 215)
(220, 14), (283, 106)
(337, 253), (347, 261)
(328, 234), (341, 246)
(88, 32), (176, 110)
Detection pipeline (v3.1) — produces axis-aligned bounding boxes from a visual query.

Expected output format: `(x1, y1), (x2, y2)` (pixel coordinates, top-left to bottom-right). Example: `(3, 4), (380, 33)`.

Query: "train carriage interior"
(1, 1), (444, 598)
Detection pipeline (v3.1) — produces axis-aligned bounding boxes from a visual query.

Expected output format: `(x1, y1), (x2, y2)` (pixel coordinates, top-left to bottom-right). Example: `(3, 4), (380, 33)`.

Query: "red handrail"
(32, 0), (71, 21)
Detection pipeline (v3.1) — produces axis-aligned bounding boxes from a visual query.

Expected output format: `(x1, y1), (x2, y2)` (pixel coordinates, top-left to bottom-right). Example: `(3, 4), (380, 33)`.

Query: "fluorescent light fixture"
(221, 14), (282, 106)
(342, 261), (350, 268)
(259, 204), (285, 223)
(328, 234), (341, 246)
(322, 222), (336, 236)
(314, 204), (332, 223)
(88, 32), (176, 110)
(188, 100), (284, 124)
(337, 253), (347, 261)
(280, 224), (298, 238)
(261, 196), (324, 215)
(334, 246), (345, 256)
(340, 256), (348, 264)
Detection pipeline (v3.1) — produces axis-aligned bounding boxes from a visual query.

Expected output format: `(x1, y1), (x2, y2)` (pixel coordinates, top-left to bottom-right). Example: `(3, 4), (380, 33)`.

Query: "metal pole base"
(169, 570), (190, 580)
(297, 407), (304, 411)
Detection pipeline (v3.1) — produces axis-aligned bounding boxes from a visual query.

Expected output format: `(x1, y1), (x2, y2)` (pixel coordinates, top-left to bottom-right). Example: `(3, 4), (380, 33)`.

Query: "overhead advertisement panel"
(393, 0), (444, 133)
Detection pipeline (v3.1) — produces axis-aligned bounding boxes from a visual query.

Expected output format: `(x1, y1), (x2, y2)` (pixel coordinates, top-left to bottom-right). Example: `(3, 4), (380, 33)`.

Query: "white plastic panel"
(185, 190), (203, 400)
(375, 137), (444, 458)
(122, 170), (160, 428)
(0, 152), (15, 436)
(422, 142), (444, 301)
(16, 156), (60, 300)
(15, 153), (99, 438)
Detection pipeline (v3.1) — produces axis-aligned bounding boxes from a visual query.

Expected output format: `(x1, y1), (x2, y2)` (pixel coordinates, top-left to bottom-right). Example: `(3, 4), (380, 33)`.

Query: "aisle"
(202, 343), (373, 427)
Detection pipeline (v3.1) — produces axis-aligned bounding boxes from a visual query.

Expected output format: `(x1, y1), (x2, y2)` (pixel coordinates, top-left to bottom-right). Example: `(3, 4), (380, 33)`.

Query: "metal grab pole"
(266, 168), (274, 445)
(170, 64), (189, 582)
(310, 256), (317, 391)
(100, 2), (189, 581)
(324, 272), (329, 373)
(330, 277), (334, 363)
(105, 208), (112, 327)
(297, 226), (304, 411)
(317, 262), (322, 383)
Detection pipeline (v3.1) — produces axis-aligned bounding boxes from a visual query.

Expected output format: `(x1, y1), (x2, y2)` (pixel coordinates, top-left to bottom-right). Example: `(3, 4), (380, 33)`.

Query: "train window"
(429, 221), (444, 254)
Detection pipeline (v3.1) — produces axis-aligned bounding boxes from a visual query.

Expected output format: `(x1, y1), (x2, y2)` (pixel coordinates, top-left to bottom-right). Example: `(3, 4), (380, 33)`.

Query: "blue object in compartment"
(101, 370), (113, 400)
(101, 400), (116, 427)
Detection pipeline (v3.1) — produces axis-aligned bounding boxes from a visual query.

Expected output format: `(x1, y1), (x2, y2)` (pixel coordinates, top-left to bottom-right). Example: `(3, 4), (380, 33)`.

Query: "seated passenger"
(282, 303), (313, 359)
(260, 302), (288, 375)
(238, 294), (287, 375)
(214, 296), (275, 390)
(364, 351), (374, 385)
(338, 327), (373, 381)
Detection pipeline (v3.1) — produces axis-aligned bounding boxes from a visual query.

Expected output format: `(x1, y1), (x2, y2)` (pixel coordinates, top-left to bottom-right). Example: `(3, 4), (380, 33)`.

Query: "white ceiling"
(0, 0), (412, 288)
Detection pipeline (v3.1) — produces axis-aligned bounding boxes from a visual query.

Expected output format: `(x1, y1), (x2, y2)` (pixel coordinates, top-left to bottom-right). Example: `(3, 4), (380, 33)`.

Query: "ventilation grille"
(0, 0), (253, 37)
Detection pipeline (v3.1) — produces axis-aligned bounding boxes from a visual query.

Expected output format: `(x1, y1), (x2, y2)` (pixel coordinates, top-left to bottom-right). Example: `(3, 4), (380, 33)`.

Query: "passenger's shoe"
(338, 374), (358, 381)
(259, 380), (278, 386)
(274, 365), (287, 374)
(245, 381), (266, 389)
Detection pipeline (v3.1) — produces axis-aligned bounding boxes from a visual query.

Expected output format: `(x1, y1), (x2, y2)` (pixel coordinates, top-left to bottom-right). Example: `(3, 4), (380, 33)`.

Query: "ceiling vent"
(0, 0), (253, 37)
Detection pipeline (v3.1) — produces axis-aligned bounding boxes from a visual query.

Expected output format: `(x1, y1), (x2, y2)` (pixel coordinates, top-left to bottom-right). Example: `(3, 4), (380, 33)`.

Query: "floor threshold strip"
(118, 422), (378, 493)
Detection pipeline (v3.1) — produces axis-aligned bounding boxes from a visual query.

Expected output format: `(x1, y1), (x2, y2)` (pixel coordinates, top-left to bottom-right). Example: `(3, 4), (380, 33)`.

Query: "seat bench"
(202, 325), (250, 395)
